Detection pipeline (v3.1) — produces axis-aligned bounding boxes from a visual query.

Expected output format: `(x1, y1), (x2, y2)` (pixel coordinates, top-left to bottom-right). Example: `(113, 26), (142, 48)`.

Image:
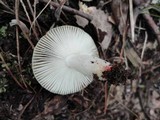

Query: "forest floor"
(0, 0), (160, 120)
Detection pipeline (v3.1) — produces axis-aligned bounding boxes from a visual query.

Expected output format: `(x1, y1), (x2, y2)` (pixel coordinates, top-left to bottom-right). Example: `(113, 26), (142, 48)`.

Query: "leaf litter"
(0, 0), (160, 120)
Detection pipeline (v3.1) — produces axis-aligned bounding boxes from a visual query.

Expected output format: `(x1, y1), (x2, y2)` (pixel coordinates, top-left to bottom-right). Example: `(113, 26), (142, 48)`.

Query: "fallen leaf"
(74, 2), (89, 27)
(111, 0), (129, 34)
(42, 95), (67, 115)
(90, 7), (112, 50)
(75, 2), (112, 50)
(10, 19), (29, 35)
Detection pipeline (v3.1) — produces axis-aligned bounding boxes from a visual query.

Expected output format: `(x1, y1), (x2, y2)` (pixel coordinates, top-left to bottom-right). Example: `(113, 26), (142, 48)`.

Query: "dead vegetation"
(0, 0), (160, 120)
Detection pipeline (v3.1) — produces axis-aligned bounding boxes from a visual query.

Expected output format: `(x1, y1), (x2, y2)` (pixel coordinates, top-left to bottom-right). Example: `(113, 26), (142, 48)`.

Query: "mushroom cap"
(32, 25), (98, 95)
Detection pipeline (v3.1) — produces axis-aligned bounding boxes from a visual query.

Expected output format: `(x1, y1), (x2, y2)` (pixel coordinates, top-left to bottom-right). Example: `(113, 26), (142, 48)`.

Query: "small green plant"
(0, 78), (8, 93)
(0, 26), (7, 38)
(142, 4), (160, 18)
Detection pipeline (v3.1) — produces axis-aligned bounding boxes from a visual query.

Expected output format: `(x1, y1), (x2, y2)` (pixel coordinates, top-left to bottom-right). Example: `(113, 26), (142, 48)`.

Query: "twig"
(0, 52), (24, 89)
(20, 0), (39, 40)
(74, 89), (103, 116)
(26, 0), (42, 36)
(141, 31), (148, 60)
(137, 86), (151, 120)
(104, 81), (108, 113)
(133, 0), (160, 45)
(118, 102), (139, 119)
(16, 27), (21, 72)
(0, 1), (14, 13)
(30, 0), (52, 31)
(143, 13), (160, 44)
(15, 27), (28, 89)
(15, 0), (34, 49)
(137, 58), (151, 120)
(142, 63), (160, 74)
(0, 1), (31, 23)
(54, 0), (67, 21)
(17, 95), (35, 120)
(39, 0), (93, 21)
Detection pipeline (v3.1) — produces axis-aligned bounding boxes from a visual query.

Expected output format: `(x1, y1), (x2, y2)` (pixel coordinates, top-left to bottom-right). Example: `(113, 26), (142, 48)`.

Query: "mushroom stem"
(66, 54), (111, 80)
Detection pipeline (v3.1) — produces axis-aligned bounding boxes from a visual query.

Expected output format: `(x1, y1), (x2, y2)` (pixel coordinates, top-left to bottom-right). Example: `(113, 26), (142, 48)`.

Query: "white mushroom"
(32, 25), (111, 95)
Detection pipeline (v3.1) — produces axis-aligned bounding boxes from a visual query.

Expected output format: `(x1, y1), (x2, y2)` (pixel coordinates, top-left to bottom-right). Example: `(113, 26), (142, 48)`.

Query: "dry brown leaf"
(74, 2), (89, 27)
(10, 19), (29, 35)
(111, 0), (129, 34)
(75, 15), (89, 28)
(42, 96), (67, 115)
(75, 2), (112, 50)
(150, 90), (160, 109)
(90, 7), (112, 50)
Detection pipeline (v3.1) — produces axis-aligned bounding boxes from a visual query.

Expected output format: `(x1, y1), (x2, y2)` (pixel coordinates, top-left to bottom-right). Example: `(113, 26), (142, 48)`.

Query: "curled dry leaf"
(75, 2), (112, 50)
(10, 19), (29, 35)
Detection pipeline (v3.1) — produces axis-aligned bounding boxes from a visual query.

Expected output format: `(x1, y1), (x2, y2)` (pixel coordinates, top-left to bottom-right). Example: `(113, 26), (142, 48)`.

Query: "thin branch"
(40, 0), (93, 20)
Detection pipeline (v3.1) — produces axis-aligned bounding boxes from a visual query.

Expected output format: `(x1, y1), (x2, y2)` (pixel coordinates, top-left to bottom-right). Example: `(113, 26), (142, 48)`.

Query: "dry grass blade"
(16, 27), (21, 76)
(26, 0), (42, 35)
(124, 40), (142, 68)
(129, 0), (135, 42)
(0, 1), (14, 13)
(30, 0), (52, 31)
(20, 0), (39, 40)
(15, 0), (34, 49)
